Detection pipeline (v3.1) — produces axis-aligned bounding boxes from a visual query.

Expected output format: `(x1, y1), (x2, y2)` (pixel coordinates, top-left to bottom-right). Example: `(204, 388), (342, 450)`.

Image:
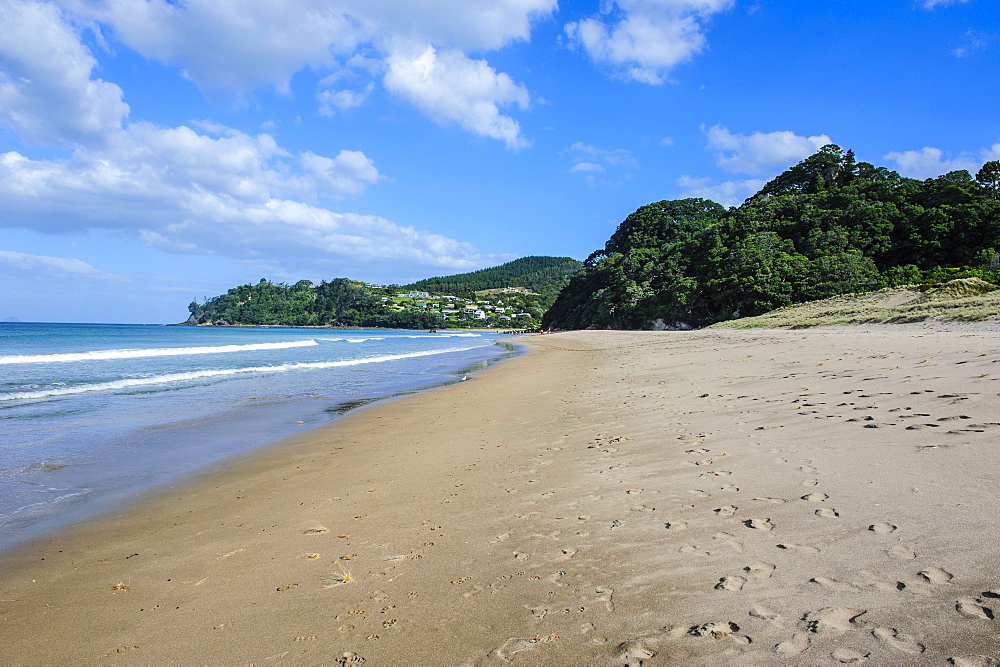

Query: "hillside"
(543, 146), (1000, 331)
(184, 256), (580, 328)
(707, 277), (1000, 329)
(402, 256), (582, 302)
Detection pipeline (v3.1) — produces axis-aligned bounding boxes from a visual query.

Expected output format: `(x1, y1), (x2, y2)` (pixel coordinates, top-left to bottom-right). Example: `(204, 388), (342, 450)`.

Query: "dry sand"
(1, 327), (999, 664)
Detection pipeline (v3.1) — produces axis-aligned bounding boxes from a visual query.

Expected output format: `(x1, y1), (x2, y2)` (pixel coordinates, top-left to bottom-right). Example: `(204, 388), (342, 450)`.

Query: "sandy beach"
(1, 327), (998, 664)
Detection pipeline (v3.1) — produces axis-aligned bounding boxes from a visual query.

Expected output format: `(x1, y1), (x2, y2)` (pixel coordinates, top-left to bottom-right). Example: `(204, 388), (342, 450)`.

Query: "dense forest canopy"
(542, 146), (1000, 330)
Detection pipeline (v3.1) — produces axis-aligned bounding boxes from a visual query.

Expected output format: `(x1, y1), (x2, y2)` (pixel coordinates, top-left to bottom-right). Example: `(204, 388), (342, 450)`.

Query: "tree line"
(404, 256), (582, 305)
(184, 255), (583, 328)
(187, 278), (442, 328)
(542, 146), (1000, 330)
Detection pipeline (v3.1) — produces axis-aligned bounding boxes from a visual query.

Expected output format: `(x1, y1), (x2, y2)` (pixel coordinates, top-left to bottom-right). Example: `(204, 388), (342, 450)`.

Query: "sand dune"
(1, 326), (998, 663)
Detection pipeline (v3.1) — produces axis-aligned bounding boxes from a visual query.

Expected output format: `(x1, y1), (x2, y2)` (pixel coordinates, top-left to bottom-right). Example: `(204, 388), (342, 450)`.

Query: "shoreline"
(2, 327), (998, 663)
(0, 333), (522, 555)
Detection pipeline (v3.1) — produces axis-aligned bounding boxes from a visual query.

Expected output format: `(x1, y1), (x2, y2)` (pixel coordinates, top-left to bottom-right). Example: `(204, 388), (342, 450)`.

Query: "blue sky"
(0, 0), (997, 323)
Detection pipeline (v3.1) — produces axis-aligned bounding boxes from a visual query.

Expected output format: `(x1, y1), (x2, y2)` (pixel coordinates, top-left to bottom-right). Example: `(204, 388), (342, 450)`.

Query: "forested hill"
(542, 145), (1000, 331)
(183, 255), (581, 328)
(403, 256), (582, 298)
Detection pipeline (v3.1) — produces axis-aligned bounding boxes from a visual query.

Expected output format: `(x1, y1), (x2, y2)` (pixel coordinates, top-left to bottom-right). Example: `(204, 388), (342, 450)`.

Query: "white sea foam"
(1, 345), (483, 402)
(316, 336), (386, 343)
(0, 340), (319, 365)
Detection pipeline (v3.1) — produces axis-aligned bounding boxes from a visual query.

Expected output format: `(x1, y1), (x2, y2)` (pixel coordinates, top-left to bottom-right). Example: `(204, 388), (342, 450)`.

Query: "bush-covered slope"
(542, 146), (1000, 330)
(184, 256), (583, 328)
(403, 256), (582, 301)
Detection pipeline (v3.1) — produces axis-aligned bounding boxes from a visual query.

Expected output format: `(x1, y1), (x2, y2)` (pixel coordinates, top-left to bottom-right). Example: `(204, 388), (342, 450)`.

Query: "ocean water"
(0, 323), (518, 552)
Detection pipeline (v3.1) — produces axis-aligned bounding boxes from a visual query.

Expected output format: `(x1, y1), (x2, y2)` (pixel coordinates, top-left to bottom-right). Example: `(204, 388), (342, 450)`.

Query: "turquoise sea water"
(0, 323), (517, 552)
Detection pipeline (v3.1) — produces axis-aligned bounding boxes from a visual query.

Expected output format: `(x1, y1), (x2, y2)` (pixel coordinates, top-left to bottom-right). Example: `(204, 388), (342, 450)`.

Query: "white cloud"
(0, 1), (498, 276)
(569, 162), (606, 174)
(59, 0), (554, 147)
(677, 174), (766, 207)
(0, 0), (128, 146)
(0, 249), (108, 277)
(61, 0), (360, 98)
(317, 84), (374, 115)
(953, 29), (994, 58)
(343, 0), (556, 52)
(705, 125), (832, 175)
(0, 146), (498, 272)
(566, 141), (637, 171)
(883, 143), (1000, 179)
(384, 46), (530, 150)
(300, 149), (384, 199)
(917, 0), (970, 9)
(565, 0), (734, 84)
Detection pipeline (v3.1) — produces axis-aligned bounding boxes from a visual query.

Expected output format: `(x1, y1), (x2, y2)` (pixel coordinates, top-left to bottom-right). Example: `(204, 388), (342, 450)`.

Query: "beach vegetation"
(323, 565), (354, 587)
(543, 146), (1000, 330)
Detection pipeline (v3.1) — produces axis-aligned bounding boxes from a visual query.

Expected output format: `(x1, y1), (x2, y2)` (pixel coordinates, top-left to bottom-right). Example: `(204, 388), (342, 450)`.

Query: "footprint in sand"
(720, 484), (740, 492)
(592, 587), (615, 611)
(872, 627), (925, 654)
(815, 508), (841, 518)
(918, 567), (953, 584)
(615, 639), (656, 665)
(949, 656), (1000, 667)
(745, 562), (776, 579)
(714, 505), (738, 518)
(754, 496), (786, 504)
(775, 633), (811, 655)
(713, 532), (746, 552)
(868, 522), (897, 534)
(336, 651), (365, 665)
(492, 637), (545, 661)
(804, 607), (866, 633)
(715, 576), (747, 591)
(831, 647), (871, 663)
(810, 577), (858, 592)
(956, 598), (995, 620)
(558, 547), (578, 560)
(629, 504), (655, 512)
(888, 544), (916, 559)
(777, 543), (820, 554)
(802, 478), (819, 487)
(525, 605), (549, 619)
(665, 521), (688, 531)
(743, 518), (774, 531)
(749, 604), (784, 625)
(688, 621), (740, 638)
(801, 492), (829, 502)
(679, 545), (711, 557)
(700, 470), (732, 478)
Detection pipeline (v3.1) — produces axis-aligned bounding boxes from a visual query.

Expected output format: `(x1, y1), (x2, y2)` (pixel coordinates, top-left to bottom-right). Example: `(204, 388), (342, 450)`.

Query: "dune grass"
(708, 279), (1000, 329)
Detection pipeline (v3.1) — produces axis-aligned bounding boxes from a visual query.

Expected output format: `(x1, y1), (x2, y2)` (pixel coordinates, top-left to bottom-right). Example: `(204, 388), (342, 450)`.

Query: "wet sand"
(1, 327), (998, 663)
